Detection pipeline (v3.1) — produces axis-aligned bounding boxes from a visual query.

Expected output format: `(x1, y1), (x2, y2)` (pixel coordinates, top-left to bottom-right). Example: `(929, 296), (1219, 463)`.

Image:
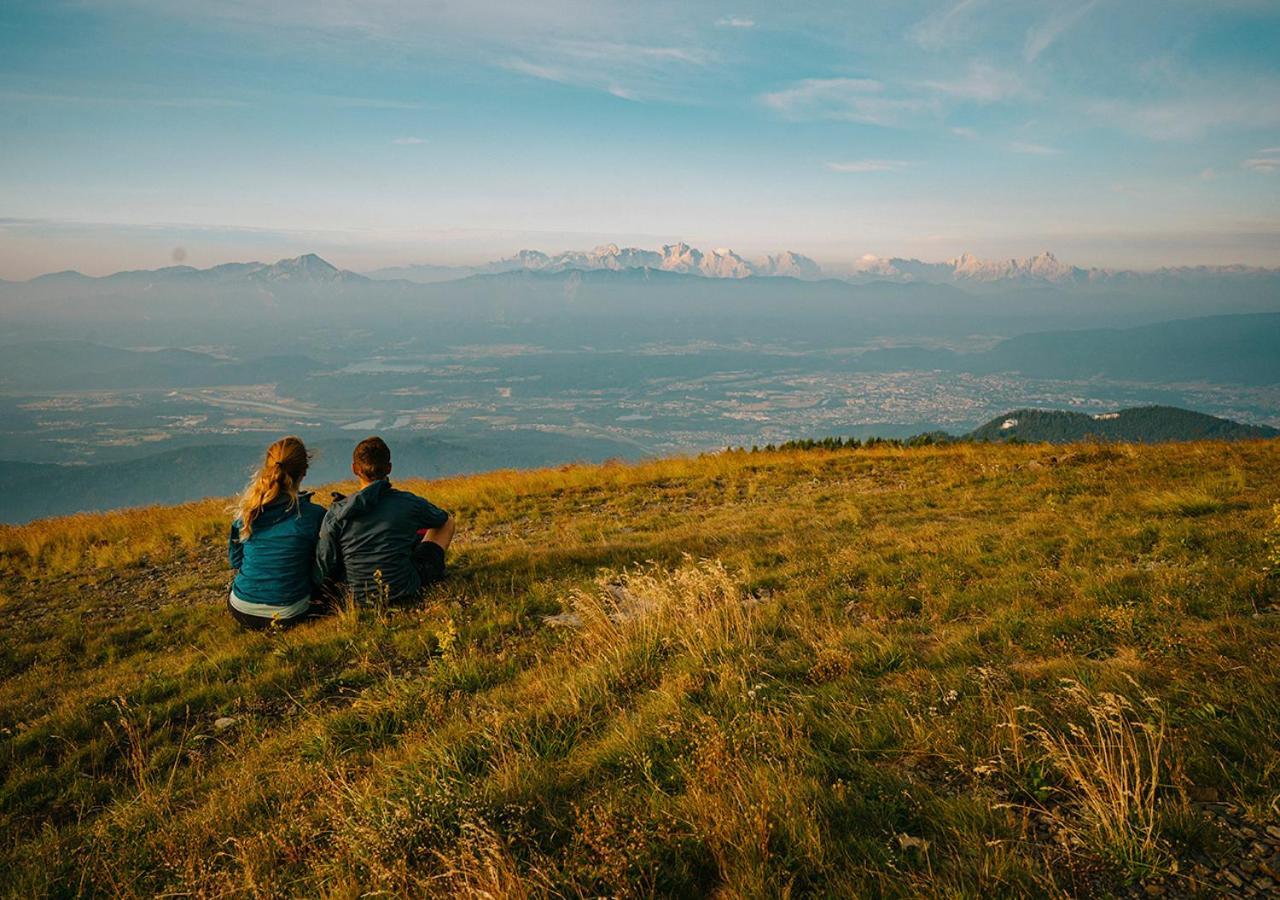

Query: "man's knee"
(412, 539), (447, 584)
(423, 516), (456, 549)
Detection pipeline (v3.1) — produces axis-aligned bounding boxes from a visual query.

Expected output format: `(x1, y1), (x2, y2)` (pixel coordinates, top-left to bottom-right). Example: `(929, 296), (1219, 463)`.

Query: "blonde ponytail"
(234, 436), (310, 541)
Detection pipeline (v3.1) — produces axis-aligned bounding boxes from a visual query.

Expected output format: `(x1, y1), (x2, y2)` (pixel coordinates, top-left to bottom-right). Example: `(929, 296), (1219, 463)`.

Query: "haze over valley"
(3, 247), (1278, 521)
(1, 0), (1277, 523)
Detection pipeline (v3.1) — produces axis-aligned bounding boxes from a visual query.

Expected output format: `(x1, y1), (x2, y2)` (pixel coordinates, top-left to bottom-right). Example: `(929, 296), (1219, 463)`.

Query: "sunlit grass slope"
(2, 441), (1279, 896)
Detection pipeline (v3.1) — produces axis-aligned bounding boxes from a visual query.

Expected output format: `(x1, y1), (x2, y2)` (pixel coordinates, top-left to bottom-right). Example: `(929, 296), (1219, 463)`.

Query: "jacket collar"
(335, 479), (390, 521)
(253, 490), (311, 528)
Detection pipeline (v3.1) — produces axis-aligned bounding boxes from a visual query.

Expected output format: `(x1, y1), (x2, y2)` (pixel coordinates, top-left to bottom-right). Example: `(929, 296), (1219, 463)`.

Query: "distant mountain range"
(6, 252), (1280, 355)
(849, 250), (1280, 288)
(366, 243), (823, 283)
(968, 406), (1279, 443)
(8, 248), (1278, 292)
(366, 246), (1278, 288)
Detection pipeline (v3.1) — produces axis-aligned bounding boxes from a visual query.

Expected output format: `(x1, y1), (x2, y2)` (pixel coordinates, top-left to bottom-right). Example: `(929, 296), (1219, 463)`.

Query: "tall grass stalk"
(1034, 680), (1172, 875)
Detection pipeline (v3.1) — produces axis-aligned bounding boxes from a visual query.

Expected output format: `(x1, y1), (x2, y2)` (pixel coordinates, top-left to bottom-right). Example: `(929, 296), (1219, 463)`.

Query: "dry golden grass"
(1034, 680), (1172, 872)
(1, 439), (1278, 896)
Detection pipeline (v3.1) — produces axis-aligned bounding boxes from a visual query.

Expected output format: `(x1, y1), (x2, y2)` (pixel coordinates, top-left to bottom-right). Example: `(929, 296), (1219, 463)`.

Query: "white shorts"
(228, 590), (311, 621)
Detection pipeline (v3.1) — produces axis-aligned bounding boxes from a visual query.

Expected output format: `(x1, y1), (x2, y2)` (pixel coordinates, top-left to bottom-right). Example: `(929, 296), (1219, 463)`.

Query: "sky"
(1, 0), (1279, 278)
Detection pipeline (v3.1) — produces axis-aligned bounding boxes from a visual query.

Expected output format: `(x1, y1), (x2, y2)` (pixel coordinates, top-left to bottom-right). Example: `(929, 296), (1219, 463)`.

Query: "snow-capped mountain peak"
(933, 250), (1085, 283)
(450, 242), (824, 280)
(262, 253), (342, 281)
(701, 247), (755, 278)
(759, 251), (822, 279)
(658, 242), (704, 274)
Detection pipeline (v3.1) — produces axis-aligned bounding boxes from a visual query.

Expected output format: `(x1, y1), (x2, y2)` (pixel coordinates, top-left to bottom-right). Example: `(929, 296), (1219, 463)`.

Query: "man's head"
(352, 436), (392, 485)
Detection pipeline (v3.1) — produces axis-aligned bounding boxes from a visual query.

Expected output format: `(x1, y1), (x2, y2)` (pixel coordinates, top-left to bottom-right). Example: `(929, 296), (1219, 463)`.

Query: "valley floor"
(2, 441), (1279, 896)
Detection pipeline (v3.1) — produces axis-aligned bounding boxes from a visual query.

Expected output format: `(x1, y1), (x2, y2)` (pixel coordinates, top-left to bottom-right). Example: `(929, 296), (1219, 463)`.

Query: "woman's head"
(234, 436), (310, 540)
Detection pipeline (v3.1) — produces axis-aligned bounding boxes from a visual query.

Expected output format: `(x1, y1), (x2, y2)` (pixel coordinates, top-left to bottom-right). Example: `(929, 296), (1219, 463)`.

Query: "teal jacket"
(314, 479), (449, 600)
(228, 493), (326, 606)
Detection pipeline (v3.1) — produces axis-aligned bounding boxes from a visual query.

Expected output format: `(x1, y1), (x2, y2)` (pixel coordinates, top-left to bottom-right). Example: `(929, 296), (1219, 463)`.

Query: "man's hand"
(330, 491), (347, 503)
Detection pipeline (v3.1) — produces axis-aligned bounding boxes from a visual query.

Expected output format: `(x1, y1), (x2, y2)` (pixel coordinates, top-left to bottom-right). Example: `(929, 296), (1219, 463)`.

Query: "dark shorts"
(226, 596), (314, 631)
(226, 584), (338, 631)
(412, 540), (447, 588)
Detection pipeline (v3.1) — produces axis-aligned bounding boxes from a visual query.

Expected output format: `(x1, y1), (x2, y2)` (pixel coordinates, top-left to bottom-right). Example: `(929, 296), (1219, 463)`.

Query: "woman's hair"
(234, 436), (310, 541)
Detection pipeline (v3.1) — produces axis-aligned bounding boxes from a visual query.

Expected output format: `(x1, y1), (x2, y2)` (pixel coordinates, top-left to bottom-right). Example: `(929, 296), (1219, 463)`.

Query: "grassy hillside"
(2, 441), (1279, 896)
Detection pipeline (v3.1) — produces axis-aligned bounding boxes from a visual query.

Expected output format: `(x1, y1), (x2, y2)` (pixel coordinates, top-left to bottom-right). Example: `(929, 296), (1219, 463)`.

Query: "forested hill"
(968, 405), (1280, 443)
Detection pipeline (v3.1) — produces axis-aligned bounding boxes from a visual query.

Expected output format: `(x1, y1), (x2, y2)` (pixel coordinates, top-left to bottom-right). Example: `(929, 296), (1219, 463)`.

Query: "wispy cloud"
(393, 137), (428, 145)
(760, 78), (933, 127)
(498, 57), (643, 101)
(921, 62), (1024, 103)
(552, 41), (714, 67)
(909, 0), (989, 49)
(1082, 77), (1280, 140)
(501, 58), (567, 82)
(716, 16), (755, 28)
(1024, 0), (1101, 62)
(499, 39), (715, 100)
(951, 126), (978, 139)
(1009, 141), (1061, 155)
(1245, 147), (1280, 173)
(763, 61), (1021, 128)
(825, 159), (911, 173)
(116, 1), (718, 104)
(913, 0), (1099, 59)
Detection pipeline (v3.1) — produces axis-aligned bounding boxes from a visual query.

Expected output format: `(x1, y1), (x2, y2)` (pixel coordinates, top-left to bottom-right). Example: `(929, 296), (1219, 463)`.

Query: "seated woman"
(227, 436), (327, 630)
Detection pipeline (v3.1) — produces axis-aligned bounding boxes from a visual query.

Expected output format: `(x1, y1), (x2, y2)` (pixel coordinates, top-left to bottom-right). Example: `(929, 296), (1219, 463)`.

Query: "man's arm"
(313, 511), (344, 586)
(409, 495), (450, 530)
(228, 521), (243, 571)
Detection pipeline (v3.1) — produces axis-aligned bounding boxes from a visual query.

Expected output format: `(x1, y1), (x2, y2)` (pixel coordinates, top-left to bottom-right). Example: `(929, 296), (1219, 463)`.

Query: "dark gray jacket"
(315, 479), (449, 600)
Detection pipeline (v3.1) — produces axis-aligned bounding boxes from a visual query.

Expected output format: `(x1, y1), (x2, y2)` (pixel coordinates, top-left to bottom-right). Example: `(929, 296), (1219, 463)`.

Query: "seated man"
(315, 436), (456, 602)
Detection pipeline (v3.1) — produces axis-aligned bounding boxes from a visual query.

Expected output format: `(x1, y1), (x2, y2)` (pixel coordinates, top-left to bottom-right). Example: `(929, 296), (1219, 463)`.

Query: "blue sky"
(1, 0), (1278, 277)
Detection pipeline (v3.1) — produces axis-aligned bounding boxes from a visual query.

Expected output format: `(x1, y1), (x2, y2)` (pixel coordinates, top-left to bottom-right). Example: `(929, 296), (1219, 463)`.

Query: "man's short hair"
(353, 436), (392, 480)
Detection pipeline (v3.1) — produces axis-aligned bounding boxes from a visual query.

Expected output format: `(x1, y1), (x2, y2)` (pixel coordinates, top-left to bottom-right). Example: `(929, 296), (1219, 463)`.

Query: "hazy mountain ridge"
(966, 313), (1280, 384)
(0, 340), (324, 390)
(24, 253), (368, 288)
(841, 313), (1280, 386)
(5, 262), (1280, 369)
(8, 249), (1277, 296)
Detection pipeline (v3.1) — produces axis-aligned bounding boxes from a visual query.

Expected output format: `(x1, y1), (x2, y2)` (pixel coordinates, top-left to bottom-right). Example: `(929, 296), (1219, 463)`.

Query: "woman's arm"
(228, 521), (244, 571)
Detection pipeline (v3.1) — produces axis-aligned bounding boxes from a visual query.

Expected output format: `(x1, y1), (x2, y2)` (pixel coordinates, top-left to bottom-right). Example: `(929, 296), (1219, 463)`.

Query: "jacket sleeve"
(314, 509), (344, 586)
(228, 521), (243, 571)
(410, 494), (450, 530)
